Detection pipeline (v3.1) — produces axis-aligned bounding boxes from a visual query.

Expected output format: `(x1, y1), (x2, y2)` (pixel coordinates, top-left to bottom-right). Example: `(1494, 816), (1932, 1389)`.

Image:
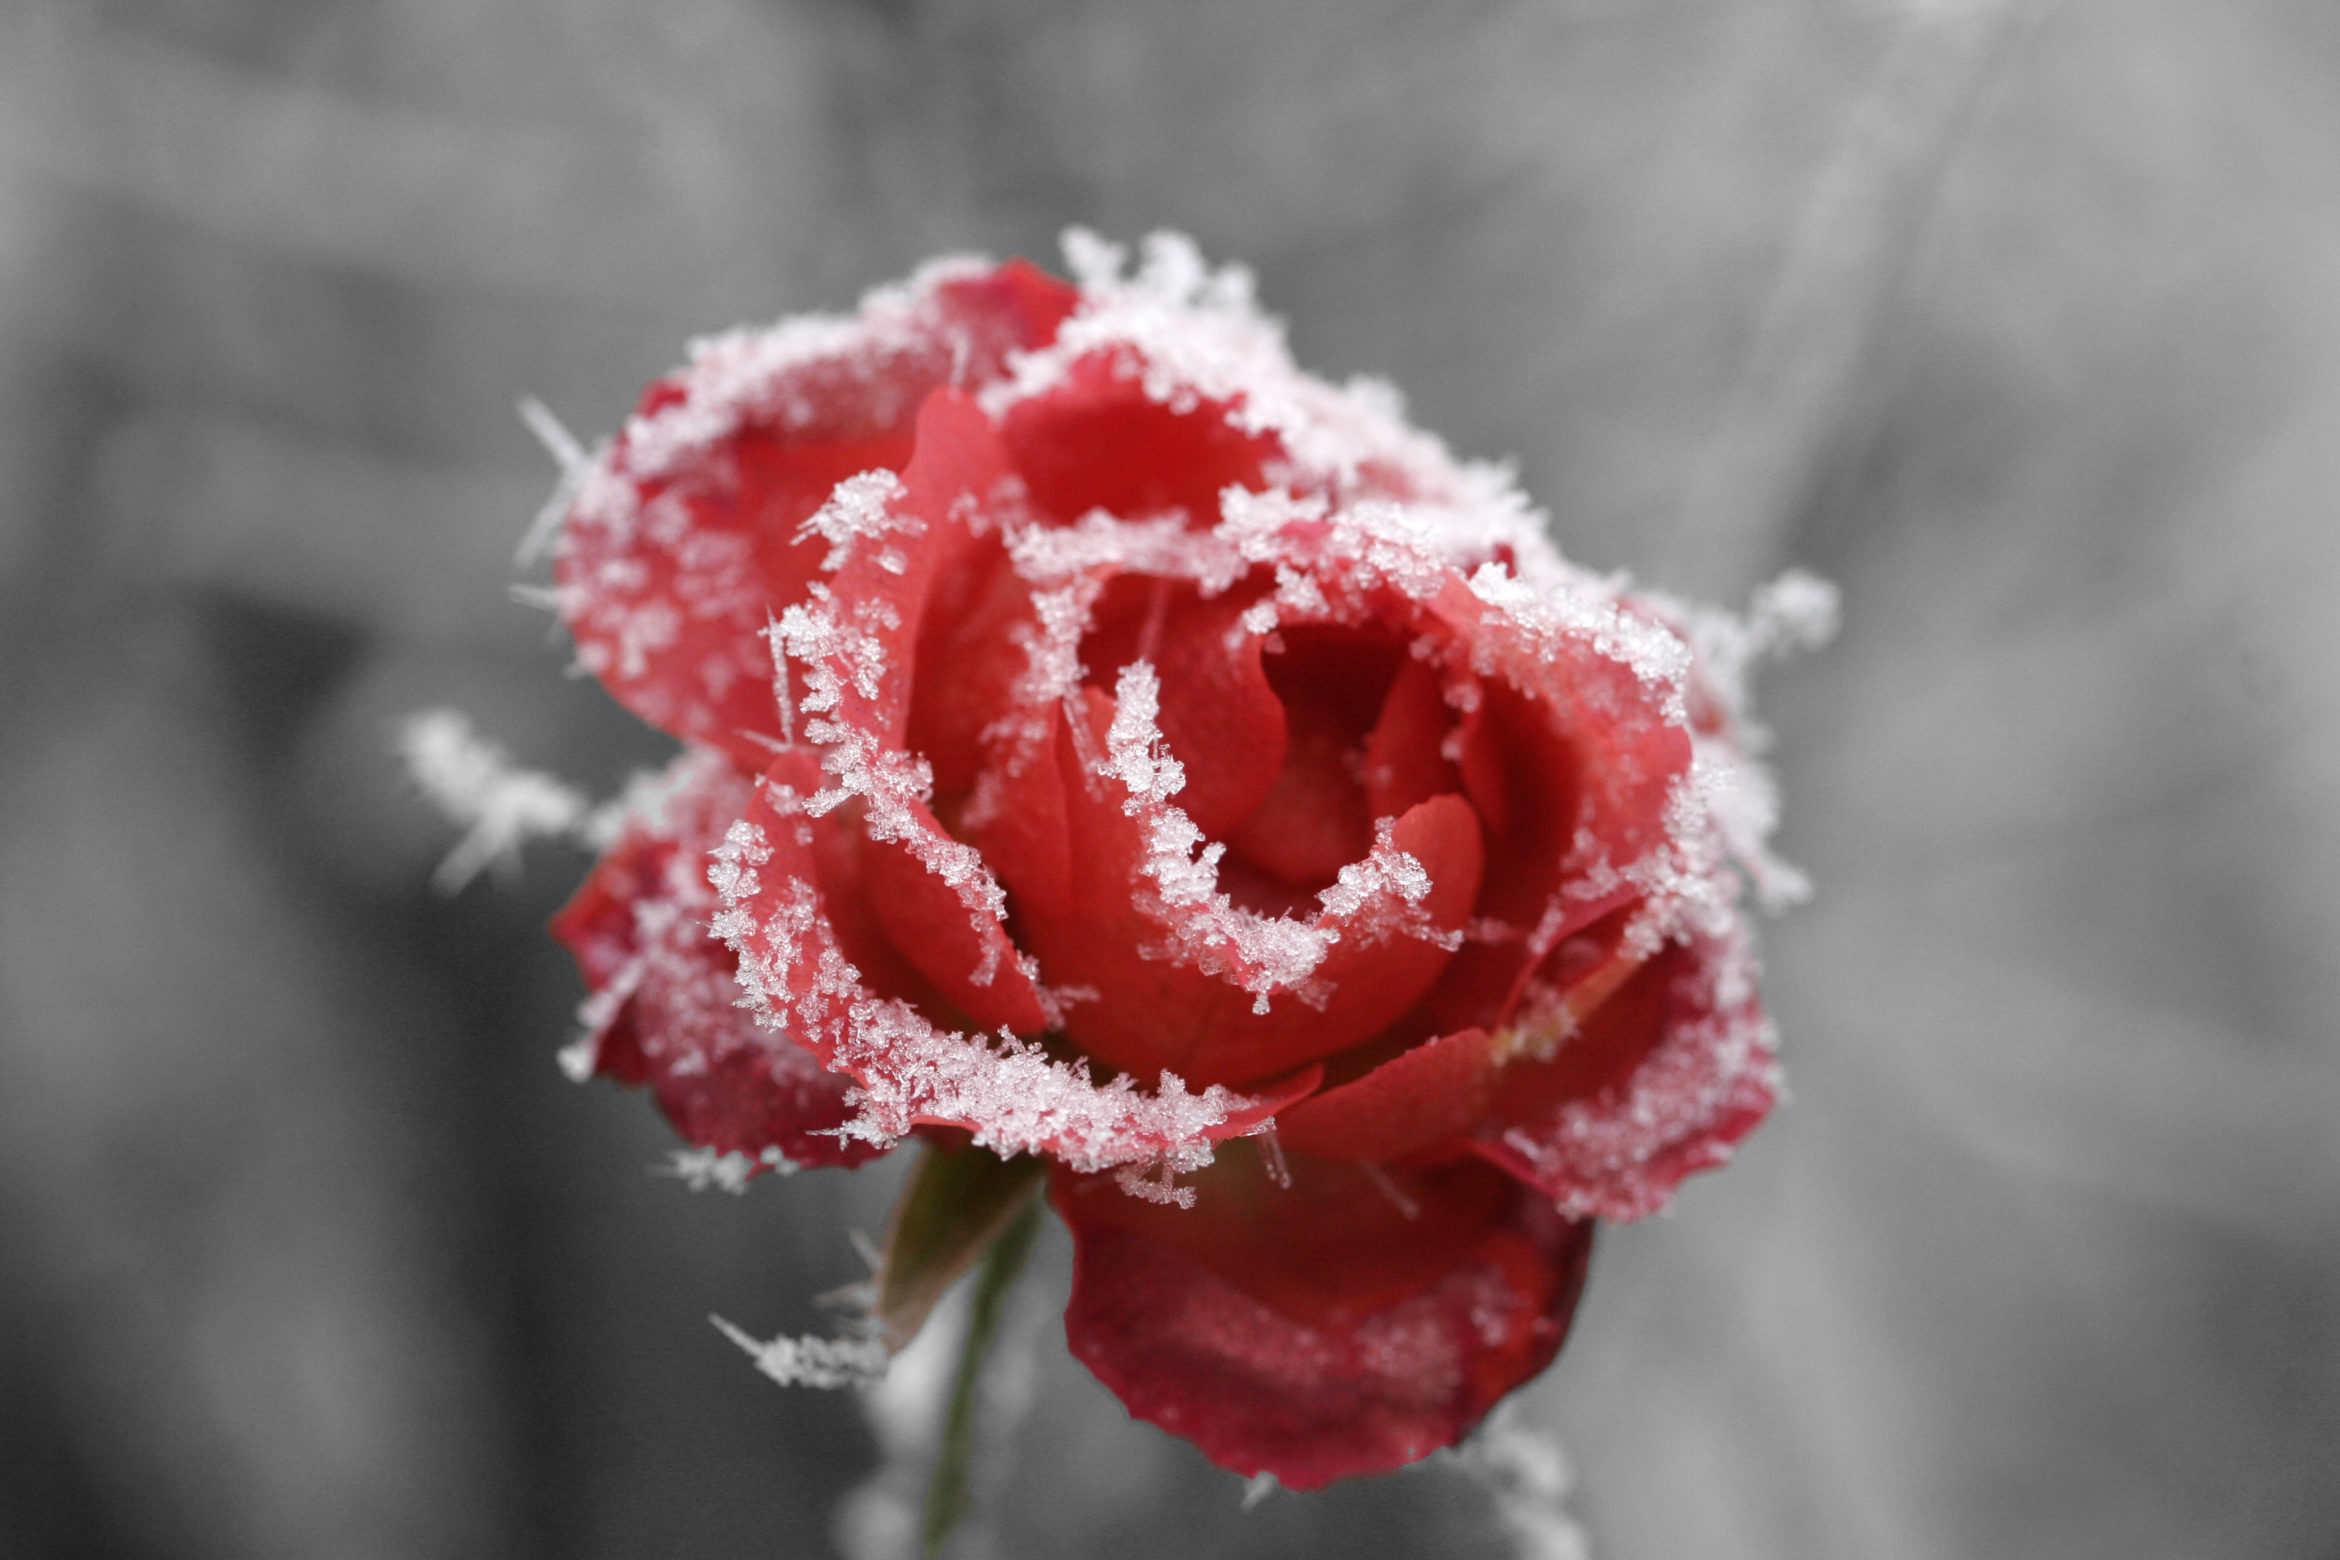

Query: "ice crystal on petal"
(800, 469), (914, 574)
(711, 832), (1270, 1175)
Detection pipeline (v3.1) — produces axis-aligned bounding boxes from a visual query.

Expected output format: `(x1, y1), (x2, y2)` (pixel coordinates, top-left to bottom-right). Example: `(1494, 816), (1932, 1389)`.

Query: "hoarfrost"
(799, 469), (914, 574)
(401, 708), (593, 890)
(1443, 1401), (1592, 1560)
(660, 1146), (797, 1193)
(711, 820), (1272, 1176)
(710, 1315), (889, 1391)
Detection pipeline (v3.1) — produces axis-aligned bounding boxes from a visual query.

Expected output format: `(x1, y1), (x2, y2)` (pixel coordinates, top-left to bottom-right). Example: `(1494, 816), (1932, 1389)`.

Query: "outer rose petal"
(999, 348), (1281, 525)
(548, 752), (880, 1171)
(1470, 926), (1780, 1221)
(558, 263), (1074, 767)
(1054, 1144), (1593, 1488)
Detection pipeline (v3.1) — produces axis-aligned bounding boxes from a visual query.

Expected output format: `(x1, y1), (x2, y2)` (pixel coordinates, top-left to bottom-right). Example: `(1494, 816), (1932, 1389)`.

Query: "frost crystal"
(401, 708), (593, 890)
(711, 1315), (889, 1391)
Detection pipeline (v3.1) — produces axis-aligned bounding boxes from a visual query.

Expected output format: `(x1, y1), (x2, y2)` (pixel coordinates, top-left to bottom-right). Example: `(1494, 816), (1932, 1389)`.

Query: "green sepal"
(874, 1140), (1046, 1350)
(921, 1191), (1041, 1558)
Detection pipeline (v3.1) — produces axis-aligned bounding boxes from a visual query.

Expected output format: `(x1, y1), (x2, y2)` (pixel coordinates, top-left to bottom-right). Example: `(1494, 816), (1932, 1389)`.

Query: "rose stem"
(921, 1188), (1043, 1558)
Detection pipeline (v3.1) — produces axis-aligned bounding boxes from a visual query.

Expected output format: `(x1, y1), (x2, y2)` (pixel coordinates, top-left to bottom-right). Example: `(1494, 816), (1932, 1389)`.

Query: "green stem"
(921, 1189), (1043, 1558)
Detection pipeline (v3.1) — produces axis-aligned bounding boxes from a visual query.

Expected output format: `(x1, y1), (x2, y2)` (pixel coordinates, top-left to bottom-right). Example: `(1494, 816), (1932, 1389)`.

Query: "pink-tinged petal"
(1054, 1144), (1593, 1488)
(549, 751), (882, 1171)
(558, 265), (1072, 764)
(563, 430), (907, 769)
(1470, 927), (1779, 1221)
(1000, 348), (1281, 526)
(1019, 690), (1481, 1087)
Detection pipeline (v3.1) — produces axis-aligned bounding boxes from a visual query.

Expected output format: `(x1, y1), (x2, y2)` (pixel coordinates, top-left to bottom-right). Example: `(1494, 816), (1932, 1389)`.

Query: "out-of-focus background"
(3, 0), (2336, 1556)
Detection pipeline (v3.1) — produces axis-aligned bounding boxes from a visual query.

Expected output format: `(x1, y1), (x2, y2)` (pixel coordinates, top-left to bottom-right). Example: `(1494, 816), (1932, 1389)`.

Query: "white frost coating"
(711, 1315), (890, 1390)
(1467, 561), (1695, 728)
(1655, 567), (1841, 740)
(1496, 925), (1778, 1222)
(1637, 569), (1838, 912)
(1096, 664), (1454, 1013)
(660, 1146), (797, 1193)
(1115, 1161), (1199, 1209)
(515, 396), (589, 564)
(617, 254), (996, 484)
(799, 469), (915, 574)
(989, 231), (1567, 576)
(776, 584), (1019, 988)
(1443, 1402), (1592, 1560)
(709, 826), (1270, 1178)
(402, 708), (594, 890)
(1007, 509), (1248, 595)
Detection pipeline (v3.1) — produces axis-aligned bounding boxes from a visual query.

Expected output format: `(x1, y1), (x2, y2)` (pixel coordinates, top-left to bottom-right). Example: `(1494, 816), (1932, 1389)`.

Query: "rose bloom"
(548, 234), (1801, 1490)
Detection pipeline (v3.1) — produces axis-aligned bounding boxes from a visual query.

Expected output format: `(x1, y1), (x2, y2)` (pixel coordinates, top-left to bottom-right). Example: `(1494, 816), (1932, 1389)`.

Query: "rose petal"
(716, 762), (1297, 1173)
(1000, 348), (1281, 526)
(549, 751), (881, 1171)
(856, 791), (1049, 1035)
(1020, 690), (1482, 1086)
(1270, 1025), (1501, 1163)
(905, 534), (1039, 802)
(797, 389), (1022, 746)
(1223, 627), (1406, 890)
(559, 265), (1072, 767)
(1359, 654), (1463, 822)
(1078, 577), (1287, 841)
(1470, 927), (1780, 1221)
(1054, 1143), (1593, 1488)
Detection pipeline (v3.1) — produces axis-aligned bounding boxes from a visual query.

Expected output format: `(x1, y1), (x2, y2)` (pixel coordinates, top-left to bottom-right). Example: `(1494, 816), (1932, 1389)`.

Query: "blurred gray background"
(2, 0), (2336, 1556)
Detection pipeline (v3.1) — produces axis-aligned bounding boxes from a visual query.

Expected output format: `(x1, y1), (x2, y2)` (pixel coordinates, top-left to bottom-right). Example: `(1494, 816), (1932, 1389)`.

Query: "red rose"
(549, 234), (1788, 1488)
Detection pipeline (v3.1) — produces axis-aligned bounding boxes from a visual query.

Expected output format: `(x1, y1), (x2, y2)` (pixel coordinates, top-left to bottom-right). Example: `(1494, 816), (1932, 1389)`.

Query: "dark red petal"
(1078, 578), (1288, 842)
(1452, 678), (1584, 927)
(960, 698), (1075, 925)
(1223, 627), (1407, 889)
(1278, 905), (1654, 1166)
(1470, 929), (1779, 1221)
(1360, 654), (1464, 823)
(1054, 1145), (1593, 1488)
(549, 753), (882, 1171)
(1000, 349), (1281, 526)
(1175, 794), (1484, 1087)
